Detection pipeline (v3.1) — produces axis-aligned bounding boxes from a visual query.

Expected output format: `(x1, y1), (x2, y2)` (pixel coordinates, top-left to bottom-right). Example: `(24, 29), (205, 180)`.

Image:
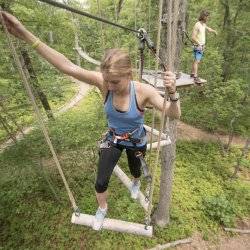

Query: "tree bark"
(0, 99), (24, 135)
(153, 119), (177, 226)
(48, 31), (54, 44)
(175, 0), (187, 71)
(96, 0), (105, 50)
(152, 0), (186, 227)
(225, 116), (236, 150)
(116, 0), (125, 20)
(20, 49), (54, 120)
(220, 0), (244, 81)
(232, 138), (250, 178)
(0, 113), (17, 142)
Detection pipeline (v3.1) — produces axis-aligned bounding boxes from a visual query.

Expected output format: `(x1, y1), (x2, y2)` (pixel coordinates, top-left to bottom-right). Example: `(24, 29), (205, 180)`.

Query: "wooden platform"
(142, 70), (206, 89)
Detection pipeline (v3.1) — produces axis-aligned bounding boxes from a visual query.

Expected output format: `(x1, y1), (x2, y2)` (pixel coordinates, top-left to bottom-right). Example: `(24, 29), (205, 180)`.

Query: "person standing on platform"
(190, 10), (217, 84)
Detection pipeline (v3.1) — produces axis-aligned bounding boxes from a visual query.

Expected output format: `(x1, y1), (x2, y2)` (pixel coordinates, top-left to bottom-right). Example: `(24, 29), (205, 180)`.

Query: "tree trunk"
(220, 0), (243, 82)
(152, 0), (186, 227)
(48, 31), (54, 44)
(96, 0), (106, 50)
(116, 0), (124, 20)
(73, 18), (81, 66)
(0, 113), (17, 142)
(153, 119), (178, 226)
(232, 138), (250, 178)
(20, 49), (54, 120)
(0, 99), (24, 135)
(175, 0), (187, 71)
(225, 116), (236, 151)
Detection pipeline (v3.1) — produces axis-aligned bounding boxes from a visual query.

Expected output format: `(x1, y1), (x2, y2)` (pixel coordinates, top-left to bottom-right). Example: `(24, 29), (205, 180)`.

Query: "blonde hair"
(100, 49), (132, 77)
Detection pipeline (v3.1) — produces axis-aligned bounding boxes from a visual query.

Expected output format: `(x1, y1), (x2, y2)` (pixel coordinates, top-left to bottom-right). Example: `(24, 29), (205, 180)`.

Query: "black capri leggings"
(95, 143), (147, 193)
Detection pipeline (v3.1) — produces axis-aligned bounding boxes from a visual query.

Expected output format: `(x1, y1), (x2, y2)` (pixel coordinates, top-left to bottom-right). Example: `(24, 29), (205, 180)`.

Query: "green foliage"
(0, 0), (80, 141)
(202, 195), (236, 226)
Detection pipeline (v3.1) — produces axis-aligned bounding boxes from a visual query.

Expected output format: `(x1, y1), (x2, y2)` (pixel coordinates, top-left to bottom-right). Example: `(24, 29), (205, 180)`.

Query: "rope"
(147, 0), (152, 69)
(38, 0), (140, 34)
(171, 0), (179, 69)
(182, 30), (194, 46)
(148, 0), (164, 152)
(0, 10), (78, 212)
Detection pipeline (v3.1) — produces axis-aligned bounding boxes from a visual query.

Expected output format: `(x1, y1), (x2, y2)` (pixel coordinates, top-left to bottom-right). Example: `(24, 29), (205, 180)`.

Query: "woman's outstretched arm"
(0, 11), (103, 89)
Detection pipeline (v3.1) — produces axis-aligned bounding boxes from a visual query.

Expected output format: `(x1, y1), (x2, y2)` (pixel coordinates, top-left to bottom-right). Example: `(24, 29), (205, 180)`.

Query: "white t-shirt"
(193, 21), (207, 45)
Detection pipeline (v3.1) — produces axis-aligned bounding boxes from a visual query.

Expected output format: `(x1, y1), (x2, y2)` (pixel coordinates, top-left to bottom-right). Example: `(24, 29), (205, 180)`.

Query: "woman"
(0, 11), (181, 230)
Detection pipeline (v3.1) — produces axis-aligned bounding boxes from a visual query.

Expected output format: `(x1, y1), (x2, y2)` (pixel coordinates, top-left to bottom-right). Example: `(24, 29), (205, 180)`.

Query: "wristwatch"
(169, 92), (180, 102)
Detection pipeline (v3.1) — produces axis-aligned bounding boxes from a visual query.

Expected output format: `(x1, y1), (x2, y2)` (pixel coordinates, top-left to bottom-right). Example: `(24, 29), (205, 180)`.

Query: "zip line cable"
(38, 0), (167, 72)
(38, 0), (140, 34)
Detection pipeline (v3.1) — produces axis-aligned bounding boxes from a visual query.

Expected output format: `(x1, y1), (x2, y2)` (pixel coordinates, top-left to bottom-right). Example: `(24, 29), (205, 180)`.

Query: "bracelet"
(31, 39), (41, 49)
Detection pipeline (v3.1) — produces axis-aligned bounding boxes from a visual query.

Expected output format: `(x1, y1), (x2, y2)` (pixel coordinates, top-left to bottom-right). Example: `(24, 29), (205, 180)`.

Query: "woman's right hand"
(0, 11), (29, 41)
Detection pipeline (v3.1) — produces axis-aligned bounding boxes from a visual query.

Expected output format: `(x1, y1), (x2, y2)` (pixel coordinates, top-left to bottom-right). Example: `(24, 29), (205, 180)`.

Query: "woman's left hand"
(163, 71), (176, 94)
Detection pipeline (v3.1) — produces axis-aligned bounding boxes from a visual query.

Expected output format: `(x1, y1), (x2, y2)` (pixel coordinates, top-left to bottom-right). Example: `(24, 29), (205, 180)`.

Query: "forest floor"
(175, 218), (250, 250)
(1, 79), (249, 249)
(175, 233), (250, 250)
(177, 121), (245, 147)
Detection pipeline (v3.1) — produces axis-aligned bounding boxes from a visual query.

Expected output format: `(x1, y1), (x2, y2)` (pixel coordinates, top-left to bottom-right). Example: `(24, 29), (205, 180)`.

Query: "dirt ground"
(174, 218), (250, 250)
(177, 121), (246, 147)
(175, 233), (250, 250)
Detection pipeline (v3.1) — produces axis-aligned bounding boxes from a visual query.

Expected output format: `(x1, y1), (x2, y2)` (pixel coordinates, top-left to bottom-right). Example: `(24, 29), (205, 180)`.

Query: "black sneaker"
(190, 73), (195, 78)
(194, 76), (203, 85)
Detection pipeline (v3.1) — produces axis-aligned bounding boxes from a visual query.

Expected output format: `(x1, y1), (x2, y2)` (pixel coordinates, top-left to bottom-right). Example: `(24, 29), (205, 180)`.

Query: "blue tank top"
(104, 81), (147, 147)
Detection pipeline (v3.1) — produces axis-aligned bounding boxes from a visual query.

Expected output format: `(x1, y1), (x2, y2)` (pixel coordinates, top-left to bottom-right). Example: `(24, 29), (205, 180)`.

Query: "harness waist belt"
(109, 128), (142, 145)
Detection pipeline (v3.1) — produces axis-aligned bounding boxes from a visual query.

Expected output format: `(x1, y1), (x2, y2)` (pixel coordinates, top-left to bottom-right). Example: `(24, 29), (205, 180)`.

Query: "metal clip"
(135, 151), (151, 179)
(144, 217), (151, 230)
(137, 28), (155, 50)
(100, 140), (111, 149)
(74, 207), (81, 217)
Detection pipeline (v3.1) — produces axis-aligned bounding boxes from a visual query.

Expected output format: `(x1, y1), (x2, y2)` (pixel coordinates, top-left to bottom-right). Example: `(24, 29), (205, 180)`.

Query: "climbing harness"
(182, 29), (205, 52)
(193, 44), (205, 52)
(109, 127), (142, 145)
(99, 126), (152, 203)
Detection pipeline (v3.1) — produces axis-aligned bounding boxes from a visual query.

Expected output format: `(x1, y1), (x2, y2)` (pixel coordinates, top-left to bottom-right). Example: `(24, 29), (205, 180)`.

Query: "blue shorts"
(193, 49), (204, 61)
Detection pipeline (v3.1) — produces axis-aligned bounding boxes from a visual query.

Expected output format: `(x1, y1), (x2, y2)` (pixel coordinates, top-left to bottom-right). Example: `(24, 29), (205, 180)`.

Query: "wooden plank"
(148, 238), (192, 250)
(144, 124), (167, 139)
(224, 228), (250, 234)
(142, 70), (206, 89)
(113, 165), (149, 211)
(146, 139), (171, 150)
(71, 213), (153, 237)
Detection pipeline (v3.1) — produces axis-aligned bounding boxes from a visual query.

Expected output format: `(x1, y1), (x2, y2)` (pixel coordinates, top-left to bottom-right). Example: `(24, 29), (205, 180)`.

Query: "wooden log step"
(71, 213), (153, 237)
